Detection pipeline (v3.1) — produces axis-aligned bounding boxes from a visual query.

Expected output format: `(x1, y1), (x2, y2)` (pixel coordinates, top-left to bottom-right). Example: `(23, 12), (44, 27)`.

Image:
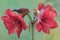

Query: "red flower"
(1, 9), (27, 38)
(36, 3), (58, 34)
(38, 3), (44, 11)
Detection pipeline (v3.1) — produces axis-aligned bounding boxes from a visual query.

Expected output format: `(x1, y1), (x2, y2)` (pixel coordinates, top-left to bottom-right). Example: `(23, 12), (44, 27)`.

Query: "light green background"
(0, 0), (60, 40)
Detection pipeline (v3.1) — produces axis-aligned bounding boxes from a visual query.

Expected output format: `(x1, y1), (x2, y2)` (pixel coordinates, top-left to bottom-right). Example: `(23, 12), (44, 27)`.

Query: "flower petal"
(17, 14), (27, 30)
(44, 4), (52, 10)
(38, 3), (44, 11)
(40, 8), (57, 20)
(42, 27), (50, 34)
(5, 9), (16, 18)
(36, 21), (42, 32)
(1, 16), (18, 34)
(17, 26), (22, 39)
(42, 23), (50, 34)
(46, 19), (58, 29)
(2, 16), (12, 29)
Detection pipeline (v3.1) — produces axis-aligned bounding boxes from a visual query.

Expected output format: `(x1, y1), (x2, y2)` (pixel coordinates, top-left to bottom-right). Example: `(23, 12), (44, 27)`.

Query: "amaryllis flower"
(35, 3), (58, 34)
(1, 9), (27, 38)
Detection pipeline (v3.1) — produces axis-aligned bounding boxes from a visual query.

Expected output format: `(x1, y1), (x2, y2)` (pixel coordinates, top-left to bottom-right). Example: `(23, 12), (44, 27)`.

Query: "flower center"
(34, 8), (44, 22)
(37, 8), (44, 15)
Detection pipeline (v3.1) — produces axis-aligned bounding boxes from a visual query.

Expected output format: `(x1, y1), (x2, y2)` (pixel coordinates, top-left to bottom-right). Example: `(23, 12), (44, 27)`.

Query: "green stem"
(31, 20), (35, 40)
(27, 14), (35, 40)
(27, 14), (32, 21)
(32, 24), (34, 40)
(29, 22), (31, 33)
(18, 39), (20, 40)
(27, 14), (32, 33)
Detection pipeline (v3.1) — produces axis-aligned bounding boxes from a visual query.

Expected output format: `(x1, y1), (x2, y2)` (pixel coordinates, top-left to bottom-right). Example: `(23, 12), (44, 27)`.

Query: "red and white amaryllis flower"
(35, 3), (58, 34)
(1, 9), (27, 38)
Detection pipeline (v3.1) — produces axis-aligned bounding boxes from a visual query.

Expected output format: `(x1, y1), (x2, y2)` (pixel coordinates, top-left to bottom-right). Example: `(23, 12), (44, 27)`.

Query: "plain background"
(0, 0), (60, 40)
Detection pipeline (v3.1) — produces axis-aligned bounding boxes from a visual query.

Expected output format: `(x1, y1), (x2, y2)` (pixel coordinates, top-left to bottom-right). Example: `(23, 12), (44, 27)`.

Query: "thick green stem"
(27, 14), (35, 40)
(32, 24), (34, 40)
(18, 39), (20, 40)
(27, 14), (32, 21)
(27, 14), (32, 33)
(31, 20), (35, 40)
